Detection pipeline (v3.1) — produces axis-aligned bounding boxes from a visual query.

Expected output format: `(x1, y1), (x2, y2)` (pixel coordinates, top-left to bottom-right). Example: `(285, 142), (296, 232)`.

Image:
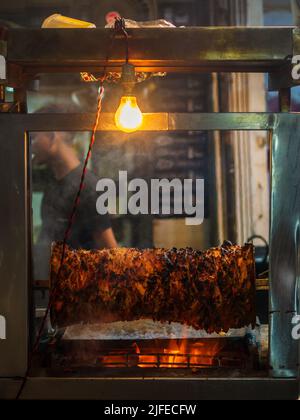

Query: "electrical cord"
(81, 17), (129, 83)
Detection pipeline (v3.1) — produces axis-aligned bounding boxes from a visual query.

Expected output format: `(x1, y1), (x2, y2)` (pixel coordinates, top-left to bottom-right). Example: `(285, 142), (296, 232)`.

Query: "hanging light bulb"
(115, 95), (143, 133)
(115, 63), (143, 133)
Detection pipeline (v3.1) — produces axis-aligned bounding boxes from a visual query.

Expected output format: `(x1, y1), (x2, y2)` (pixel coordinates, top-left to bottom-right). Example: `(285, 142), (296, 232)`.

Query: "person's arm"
(93, 227), (118, 249)
(80, 180), (118, 249)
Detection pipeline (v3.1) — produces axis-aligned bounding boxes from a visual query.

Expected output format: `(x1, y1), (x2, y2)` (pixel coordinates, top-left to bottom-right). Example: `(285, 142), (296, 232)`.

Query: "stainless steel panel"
(270, 114), (300, 378)
(0, 113), (276, 133)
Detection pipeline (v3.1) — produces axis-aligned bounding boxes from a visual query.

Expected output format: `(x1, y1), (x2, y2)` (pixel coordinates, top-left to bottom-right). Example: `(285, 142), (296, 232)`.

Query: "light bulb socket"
(120, 63), (137, 95)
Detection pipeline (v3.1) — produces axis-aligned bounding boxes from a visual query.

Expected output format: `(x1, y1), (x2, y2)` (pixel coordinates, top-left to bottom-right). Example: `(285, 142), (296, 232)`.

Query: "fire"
(98, 340), (225, 369)
(135, 339), (223, 369)
(188, 341), (222, 367)
(161, 340), (188, 368)
(97, 332), (236, 370)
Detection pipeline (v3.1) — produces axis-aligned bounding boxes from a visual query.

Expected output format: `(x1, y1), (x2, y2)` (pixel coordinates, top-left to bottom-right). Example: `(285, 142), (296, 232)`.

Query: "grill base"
(43, 337), (260, 375)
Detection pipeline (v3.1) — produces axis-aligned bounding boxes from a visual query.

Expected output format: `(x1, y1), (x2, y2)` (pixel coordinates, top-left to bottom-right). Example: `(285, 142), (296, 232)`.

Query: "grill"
(47, 336), (259, 375)
(96, 352), (246, 369)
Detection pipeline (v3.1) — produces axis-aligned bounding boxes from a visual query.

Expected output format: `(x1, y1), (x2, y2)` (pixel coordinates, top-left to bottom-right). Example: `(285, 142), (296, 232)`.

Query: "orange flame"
(136, 338), (222, 369)
(98, 336), (225, 369)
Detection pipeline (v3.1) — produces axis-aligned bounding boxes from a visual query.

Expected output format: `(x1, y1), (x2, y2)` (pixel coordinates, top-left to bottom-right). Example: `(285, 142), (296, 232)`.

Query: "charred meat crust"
(50, 242), (256, 334)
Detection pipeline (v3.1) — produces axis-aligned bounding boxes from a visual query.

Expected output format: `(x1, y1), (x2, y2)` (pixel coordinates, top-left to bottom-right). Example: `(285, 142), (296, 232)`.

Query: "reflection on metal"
(0, 112), (276, 132)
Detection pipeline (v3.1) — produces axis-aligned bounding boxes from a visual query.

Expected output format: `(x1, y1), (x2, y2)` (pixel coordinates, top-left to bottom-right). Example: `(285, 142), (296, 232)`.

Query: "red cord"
(16, 16), (128, 399)
(81, 18), (129, 83)
(16, 85), (105, 399)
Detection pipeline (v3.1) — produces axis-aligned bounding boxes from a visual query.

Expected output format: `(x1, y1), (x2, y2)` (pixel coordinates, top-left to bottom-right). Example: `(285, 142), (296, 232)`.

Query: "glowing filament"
(115, 96), (143, 133)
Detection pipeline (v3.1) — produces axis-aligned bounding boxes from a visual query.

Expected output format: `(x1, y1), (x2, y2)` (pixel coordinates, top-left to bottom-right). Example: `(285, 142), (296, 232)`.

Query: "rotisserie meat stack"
(50, 242), (256, 333)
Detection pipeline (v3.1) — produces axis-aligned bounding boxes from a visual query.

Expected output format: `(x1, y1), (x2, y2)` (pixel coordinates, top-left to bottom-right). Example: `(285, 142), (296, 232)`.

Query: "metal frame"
(1, 27), (300, 89)
(1, 28), (299, 76)
(0, 27), (299, 399)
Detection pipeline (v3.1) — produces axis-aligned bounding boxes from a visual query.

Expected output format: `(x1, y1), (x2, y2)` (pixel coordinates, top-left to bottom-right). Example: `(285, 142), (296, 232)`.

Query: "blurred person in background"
(32, 104), (117, 279)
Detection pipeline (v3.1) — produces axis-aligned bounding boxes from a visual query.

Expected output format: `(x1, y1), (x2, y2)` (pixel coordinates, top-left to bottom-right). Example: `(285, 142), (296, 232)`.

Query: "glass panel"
(30, 129), (268, 364)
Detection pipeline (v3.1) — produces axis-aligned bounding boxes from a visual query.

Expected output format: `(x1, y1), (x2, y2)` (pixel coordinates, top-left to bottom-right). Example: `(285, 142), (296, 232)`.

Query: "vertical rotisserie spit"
(50, 242), (256, 333)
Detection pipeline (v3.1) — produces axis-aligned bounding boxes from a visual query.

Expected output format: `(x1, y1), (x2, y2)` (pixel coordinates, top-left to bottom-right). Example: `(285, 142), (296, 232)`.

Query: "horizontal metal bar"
(99, 353), (224, 359)
(0, 113), (168, 131)
(0, 113), (277, 132)
(6, 27), (294, 75)
(168, 113), (276, 131)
